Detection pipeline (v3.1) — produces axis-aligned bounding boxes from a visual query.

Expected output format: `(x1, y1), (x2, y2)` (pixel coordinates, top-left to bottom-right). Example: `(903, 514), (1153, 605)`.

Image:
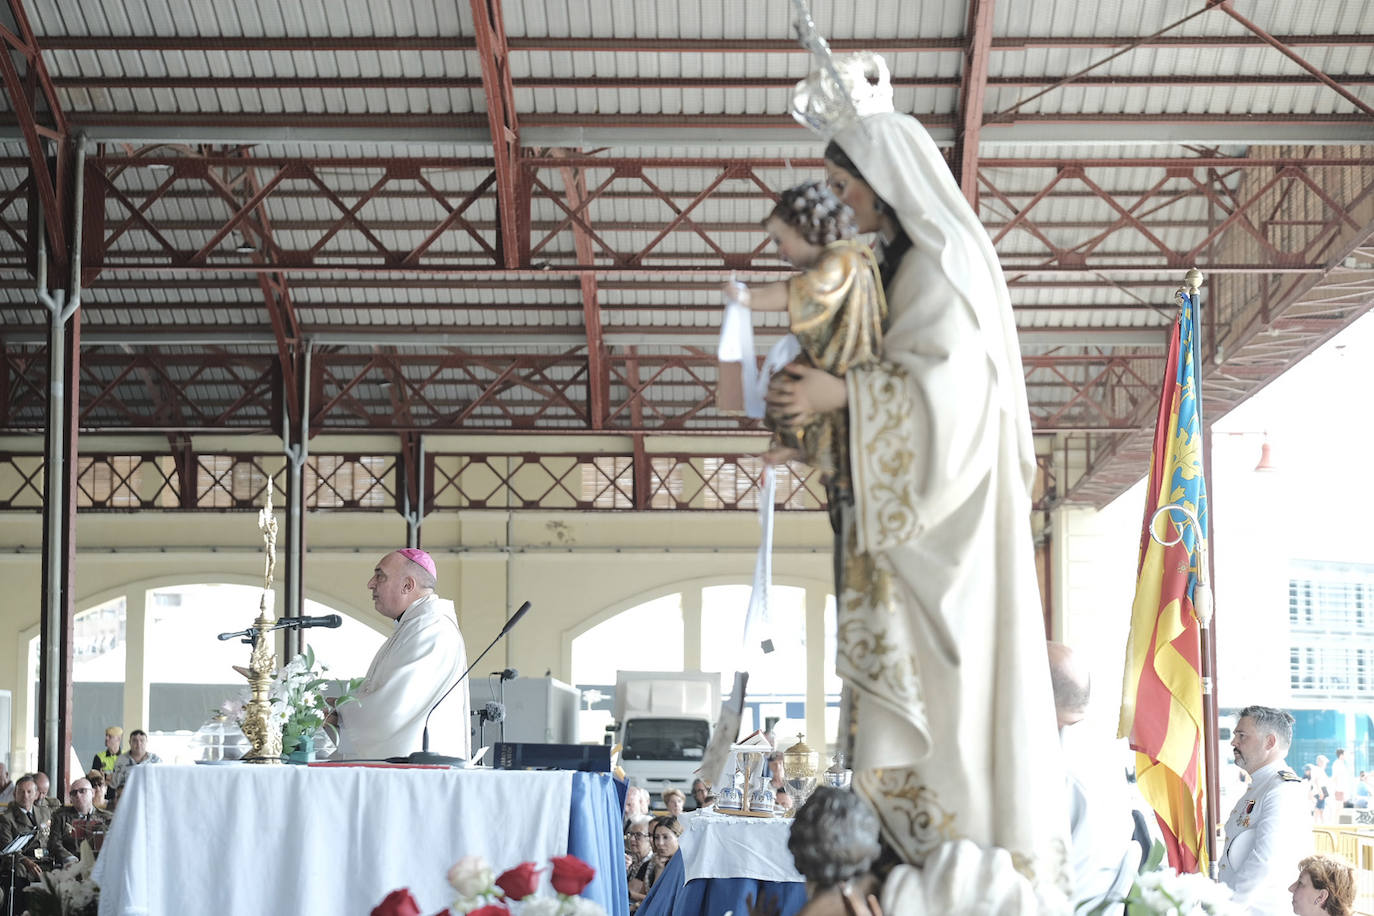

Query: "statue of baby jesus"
(724, 181), (886, 489)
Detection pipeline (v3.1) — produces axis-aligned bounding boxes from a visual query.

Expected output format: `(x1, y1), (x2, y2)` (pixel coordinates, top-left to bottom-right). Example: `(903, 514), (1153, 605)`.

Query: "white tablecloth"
(93, 764), (574, 916)
(678, 811), (803, 884)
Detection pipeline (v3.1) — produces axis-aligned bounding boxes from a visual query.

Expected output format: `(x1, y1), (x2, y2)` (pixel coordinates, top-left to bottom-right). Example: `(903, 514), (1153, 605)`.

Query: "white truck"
(610, 670), (722, 808)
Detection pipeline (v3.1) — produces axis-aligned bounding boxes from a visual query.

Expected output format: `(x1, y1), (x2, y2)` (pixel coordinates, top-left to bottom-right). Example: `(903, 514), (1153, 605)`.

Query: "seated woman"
(690, 778), (715, 812)
(630, 815), (684, 911)
(85, 770), (109, 810)
(625, 813), (655, 910)
(646, 817), (683, 888)
(1289, 854), (1355, 916)
(662, 787), (686, 818)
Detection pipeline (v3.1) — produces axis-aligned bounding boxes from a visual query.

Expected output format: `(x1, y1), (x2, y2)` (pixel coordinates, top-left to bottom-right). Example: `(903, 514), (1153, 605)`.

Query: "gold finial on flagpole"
(1179, 267), (1204, 300)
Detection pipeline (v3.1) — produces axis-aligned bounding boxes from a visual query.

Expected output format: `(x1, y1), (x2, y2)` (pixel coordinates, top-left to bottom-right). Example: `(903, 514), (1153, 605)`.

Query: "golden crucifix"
(238, 488), (283, 762)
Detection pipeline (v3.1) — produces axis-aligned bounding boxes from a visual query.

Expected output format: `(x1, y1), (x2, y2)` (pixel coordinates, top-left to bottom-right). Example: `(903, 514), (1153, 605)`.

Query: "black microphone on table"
(393, 600), (533, 767)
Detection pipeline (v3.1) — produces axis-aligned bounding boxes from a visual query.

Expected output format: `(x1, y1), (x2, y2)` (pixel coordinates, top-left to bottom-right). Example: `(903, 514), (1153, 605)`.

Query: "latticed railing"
(0, 451), (826, 512)
(0, 453), (399, 511)
(427, 453), (826, 511)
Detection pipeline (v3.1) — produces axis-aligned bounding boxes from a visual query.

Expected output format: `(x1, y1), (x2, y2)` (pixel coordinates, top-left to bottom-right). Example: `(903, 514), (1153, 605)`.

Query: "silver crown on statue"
(789, 51), (895, 140)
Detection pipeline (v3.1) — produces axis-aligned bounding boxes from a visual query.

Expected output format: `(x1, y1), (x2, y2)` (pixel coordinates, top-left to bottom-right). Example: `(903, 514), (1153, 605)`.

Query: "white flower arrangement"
(373, 853), (607, 916)
(220, 646), (362, 757)
(1083, 843), (1240, 916)
(448, 853), (607, 916)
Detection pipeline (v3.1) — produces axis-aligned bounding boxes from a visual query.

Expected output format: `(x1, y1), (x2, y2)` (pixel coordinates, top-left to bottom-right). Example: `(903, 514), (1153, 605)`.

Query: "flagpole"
(1183, 266), (1222, 878)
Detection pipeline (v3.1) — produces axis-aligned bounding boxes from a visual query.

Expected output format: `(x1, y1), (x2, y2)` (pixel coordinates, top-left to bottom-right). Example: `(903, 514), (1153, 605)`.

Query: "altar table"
(637, 812), (806, 916)
(92, 764), (628, 916)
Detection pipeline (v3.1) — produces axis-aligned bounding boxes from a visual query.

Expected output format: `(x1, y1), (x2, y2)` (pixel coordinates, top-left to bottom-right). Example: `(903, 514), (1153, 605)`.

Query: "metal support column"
(36, 135), (87, 792)
(282, 342), (310, 660)
(401, 433), (425, 548)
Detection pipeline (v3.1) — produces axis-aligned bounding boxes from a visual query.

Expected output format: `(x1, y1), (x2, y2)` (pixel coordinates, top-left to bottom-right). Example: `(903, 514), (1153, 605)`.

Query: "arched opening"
(73, 595), (127, 773)
(24, 596), (132, 776)
(570, 593), (684, 743)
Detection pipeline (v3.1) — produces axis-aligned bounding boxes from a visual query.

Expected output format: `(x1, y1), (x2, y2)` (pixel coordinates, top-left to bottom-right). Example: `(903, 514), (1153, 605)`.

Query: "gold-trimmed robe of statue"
(823, 111), (1074, 912)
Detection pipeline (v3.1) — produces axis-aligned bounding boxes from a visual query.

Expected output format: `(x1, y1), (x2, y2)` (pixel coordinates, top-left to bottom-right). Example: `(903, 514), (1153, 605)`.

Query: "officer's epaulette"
(1279, 769), (1302, 782)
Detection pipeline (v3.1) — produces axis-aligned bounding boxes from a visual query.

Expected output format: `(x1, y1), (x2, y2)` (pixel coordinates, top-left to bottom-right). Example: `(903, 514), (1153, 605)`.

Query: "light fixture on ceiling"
(147, 162), (173, 171)
(234, 242), (256, 254)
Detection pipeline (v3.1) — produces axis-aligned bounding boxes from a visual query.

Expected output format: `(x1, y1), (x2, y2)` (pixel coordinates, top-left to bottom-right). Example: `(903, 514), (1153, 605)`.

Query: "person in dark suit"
(0, 775), (46, 885)
(47, 778), (112, 865)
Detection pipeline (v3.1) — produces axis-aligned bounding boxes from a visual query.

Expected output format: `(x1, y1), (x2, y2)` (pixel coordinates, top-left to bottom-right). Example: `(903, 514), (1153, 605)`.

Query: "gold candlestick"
(239, 489), (283, 763)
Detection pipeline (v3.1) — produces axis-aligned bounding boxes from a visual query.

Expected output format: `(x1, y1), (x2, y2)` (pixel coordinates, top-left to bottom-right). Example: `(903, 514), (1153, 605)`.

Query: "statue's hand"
(840, 888), (883, 916)
(765, 363), (846, 426)
(722, 279), (751, 308)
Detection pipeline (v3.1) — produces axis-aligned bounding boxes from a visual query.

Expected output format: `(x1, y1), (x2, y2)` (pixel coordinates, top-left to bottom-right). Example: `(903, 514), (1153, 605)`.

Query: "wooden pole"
(1185, 267), (1223, 877)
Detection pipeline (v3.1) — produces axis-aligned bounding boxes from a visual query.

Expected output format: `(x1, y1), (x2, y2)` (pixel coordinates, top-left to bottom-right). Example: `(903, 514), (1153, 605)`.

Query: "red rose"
(549, 855), (596, 896)
(495, 861), (541, 900)
(371, 889), (421, 916)
(467, 906), (510, 916)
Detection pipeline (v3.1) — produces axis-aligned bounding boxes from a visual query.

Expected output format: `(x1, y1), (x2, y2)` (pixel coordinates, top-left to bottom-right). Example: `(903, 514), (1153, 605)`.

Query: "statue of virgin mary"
(787, 53), (1074, 911)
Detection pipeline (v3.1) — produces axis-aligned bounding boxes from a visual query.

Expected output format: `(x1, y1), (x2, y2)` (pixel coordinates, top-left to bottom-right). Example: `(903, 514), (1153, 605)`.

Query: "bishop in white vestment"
(337, 549), (471, 760)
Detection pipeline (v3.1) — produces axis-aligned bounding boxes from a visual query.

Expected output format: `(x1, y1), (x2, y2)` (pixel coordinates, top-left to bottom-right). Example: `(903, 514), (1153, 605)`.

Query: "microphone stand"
(497, 669), (516, 745)
(394, 601), (532, 767)
(3, 831), (35, 916)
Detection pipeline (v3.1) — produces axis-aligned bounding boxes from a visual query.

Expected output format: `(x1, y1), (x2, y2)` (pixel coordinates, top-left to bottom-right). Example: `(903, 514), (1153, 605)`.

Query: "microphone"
(276, 614), (342, 630)
(217, 628), (253, 642)
(396, 601), (532, 766)
(498, 600), (533, 637)
(217, 614), (340, 644)
(491, 668), (518, 681)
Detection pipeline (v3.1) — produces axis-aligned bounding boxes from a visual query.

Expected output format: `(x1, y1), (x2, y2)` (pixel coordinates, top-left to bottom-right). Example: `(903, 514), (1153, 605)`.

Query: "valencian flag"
(1118, 288), (1209, 873)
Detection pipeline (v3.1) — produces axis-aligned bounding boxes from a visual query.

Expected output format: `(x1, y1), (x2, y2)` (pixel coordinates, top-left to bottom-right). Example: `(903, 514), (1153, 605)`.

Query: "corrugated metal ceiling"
(0, 0), (1370, 503)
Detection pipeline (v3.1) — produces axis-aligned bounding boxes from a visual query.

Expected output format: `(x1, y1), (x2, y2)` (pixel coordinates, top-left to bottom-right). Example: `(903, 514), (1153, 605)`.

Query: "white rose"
(519, 898), (562, 916)
(447, 855), (493, 898)
(565, 897), (608, 916)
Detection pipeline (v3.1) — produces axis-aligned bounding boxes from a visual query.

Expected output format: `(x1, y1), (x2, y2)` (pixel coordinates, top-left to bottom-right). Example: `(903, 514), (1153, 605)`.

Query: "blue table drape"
(636, 851), (807, 916)
(570, 771), (631, 916)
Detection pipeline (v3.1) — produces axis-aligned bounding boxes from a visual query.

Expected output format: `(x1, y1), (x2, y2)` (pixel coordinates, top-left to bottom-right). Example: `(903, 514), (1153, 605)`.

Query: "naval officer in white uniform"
(1220, 705), (1311, 915)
